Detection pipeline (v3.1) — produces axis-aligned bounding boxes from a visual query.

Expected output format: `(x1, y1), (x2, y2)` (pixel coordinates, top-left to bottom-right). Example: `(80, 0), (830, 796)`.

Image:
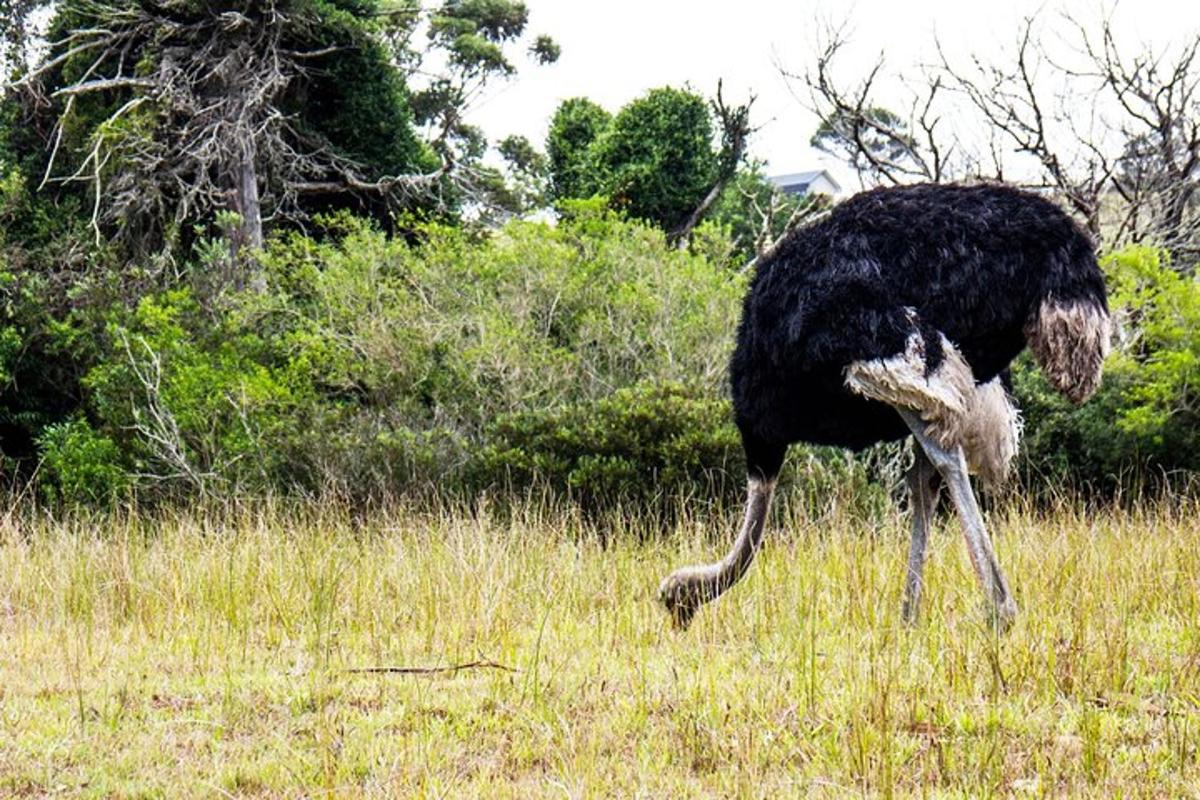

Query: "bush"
(36, 418), (129, 505)
(471, 377), (898, 522)
(17, 205), (746, 502)
(11, 208), (1200, 509)
(1015, 245), (1200, 495)
(473, 380), (743, 508)
(80, 287), (306, 497)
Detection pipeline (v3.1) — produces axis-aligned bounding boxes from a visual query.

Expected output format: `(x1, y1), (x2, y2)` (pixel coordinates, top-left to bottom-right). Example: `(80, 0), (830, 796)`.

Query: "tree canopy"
(546, 97), (611, 201)
(2, 0), (558, 263)
(545, 86), (752, 237)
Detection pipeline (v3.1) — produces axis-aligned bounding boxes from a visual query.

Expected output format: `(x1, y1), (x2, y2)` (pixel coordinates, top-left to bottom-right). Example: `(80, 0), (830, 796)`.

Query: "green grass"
(2, 496), (1200, 797)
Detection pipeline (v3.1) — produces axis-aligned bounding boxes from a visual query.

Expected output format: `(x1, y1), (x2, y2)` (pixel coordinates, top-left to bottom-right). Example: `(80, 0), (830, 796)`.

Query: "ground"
(2, 497), (1199, 797)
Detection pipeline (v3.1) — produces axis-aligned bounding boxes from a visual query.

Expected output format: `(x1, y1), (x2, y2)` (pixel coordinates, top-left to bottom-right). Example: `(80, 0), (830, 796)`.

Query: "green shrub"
(13, 206), (1200, 509)
(473, 381), (742, 508)
(1015, 245), (1200, 495)
(80, 287), (307, 496)
(22, 205), (747, 503)
(1104, 246), (1200, 441)
(36, 418), (129, 505)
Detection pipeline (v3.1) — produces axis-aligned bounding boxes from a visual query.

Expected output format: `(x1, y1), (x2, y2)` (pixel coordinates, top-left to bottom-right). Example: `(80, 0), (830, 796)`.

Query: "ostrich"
(658, 183), (1110, 629)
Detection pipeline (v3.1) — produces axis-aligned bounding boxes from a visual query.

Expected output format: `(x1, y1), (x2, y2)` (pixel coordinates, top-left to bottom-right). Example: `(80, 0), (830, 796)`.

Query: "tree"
(811, 106), (923, 185)
(5, 0), (559, 272)
(669, 82), (754, 242)
(546, 97), (610, 201)
(464, 133), (551, 224)
(796, 29), (947, 187)
(708, 165), (830, 265)
(494, 133), (550, 212)
(591, 87), (717, 231)
(790, 13), (1200, 262)
(547, 85), (754, 240)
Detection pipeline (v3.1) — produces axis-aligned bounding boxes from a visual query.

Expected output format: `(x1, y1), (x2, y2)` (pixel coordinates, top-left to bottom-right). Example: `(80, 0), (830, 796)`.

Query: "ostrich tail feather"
(1025, 299), (1111, 405)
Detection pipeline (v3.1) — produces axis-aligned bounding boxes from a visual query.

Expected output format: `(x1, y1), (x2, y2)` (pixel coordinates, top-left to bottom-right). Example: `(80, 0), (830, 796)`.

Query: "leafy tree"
(547, 86), (752, 237)
(495, 134), (551, 214)
(546, 97), (611, 201)
(457, 134), (551, 223)
(591, 87), (718, 230)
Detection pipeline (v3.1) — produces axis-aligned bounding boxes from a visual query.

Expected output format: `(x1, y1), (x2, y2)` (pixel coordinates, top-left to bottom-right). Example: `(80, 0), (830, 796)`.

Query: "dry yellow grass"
(1, 496), (1199, 797)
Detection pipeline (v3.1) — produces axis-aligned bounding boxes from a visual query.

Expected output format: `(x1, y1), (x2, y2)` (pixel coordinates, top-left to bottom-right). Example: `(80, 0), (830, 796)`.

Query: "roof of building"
(768, 169), (842, 193)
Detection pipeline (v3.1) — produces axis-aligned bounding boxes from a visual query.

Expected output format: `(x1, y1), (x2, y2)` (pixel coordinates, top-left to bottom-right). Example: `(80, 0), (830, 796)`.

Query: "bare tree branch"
(792, 11), (1200, 262)
(669, 80), (755, 244)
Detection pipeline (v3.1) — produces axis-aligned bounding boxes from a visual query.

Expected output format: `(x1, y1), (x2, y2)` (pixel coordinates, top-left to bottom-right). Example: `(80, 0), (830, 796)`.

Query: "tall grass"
(2, 495), (1199, 796)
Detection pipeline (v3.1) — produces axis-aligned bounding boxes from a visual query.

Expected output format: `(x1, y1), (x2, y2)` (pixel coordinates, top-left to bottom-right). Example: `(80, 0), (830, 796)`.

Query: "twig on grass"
(345, 660), (518, 676)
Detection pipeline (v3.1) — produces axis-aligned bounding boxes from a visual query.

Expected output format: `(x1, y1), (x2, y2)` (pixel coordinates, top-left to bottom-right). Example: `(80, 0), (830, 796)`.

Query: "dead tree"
(791, 12), (1200, 263)
(792, 25), (949, 186)
(1071, 17), (1200, 260)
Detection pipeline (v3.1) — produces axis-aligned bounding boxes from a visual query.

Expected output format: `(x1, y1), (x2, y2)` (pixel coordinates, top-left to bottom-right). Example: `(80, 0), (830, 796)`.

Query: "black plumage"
(730, 182), (1108, 479)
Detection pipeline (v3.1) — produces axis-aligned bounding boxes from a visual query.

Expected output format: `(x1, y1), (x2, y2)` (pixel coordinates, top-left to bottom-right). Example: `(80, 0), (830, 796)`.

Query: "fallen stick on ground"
(345, 660), (518, 675)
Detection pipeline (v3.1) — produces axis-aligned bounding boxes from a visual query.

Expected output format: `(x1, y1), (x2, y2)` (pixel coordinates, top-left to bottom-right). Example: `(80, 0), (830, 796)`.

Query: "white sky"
(470, 0), (1200, 187)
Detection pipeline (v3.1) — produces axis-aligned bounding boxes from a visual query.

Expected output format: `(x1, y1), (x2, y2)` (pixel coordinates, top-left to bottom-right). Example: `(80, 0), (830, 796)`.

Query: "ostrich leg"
(902, 448), (941, 623)
(658, 477), (776, 629)
(896, 409), (1018, 628)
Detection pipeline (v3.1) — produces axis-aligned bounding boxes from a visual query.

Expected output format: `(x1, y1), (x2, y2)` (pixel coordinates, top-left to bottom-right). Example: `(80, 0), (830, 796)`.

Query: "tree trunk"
(231, 133), (265, 291)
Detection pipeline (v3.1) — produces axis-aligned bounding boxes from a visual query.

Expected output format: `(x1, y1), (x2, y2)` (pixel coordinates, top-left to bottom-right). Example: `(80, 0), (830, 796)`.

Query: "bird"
(658, 182), (1110, 629)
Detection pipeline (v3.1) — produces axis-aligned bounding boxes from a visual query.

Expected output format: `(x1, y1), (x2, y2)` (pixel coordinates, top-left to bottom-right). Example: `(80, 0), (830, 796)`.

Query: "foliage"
(293, 29), (431, 194)
(546, 97), (611, 201)
(0, 0), (44, 74)
(1104, 246), (1200, 438)
(1012, 355), (1139, 493)
(35, 417), (129, 504)
(477, 133), (551, 218)
(81, 288), (306, 498)
(474, 381), (742, 508)
(547, 88), (724, 231)
(706, 165), (823, 263)
(590, 87), (719, 230)
(1015, 245), (1200, 494)
(0, 0), (564, 492)
(3, 0), (557, 262)
(17, 205), (747, 503)
(10, 213), (1200, 506)
(0, 200), (102, 468)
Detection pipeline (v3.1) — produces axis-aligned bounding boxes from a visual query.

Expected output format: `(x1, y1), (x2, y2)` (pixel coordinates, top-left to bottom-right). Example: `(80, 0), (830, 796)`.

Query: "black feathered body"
(731, 183), (1107, 475)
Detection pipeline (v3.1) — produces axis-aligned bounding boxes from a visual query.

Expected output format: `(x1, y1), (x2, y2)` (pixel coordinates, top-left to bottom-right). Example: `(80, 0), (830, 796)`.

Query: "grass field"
(3, 495), (1200, 797)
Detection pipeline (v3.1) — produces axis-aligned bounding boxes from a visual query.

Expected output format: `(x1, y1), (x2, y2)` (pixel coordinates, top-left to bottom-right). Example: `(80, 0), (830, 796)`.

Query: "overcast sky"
(471, 1), (1200, 187)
